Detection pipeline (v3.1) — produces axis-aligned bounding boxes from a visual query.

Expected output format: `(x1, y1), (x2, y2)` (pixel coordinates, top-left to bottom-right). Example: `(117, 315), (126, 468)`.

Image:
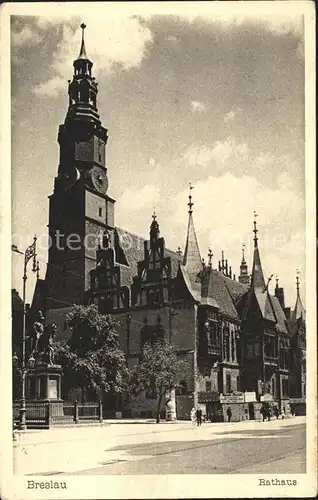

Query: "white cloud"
(34, 76), (67, 98)
(33, 16), (153, 97)
(224, 107), (242, 123)
(169, 171), (305, 307)
(11, 26), (42, 47)
(184, 137), (249, 168)
(190, 100), (205, 113)
(172, 11), (303, 37)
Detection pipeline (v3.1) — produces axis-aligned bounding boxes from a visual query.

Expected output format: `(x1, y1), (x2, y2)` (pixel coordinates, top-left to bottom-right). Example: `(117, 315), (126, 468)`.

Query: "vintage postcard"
(0, 1), (316, 499)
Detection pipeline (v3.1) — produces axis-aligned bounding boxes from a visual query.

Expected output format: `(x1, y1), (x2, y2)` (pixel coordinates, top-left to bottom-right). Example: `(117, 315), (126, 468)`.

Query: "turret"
(238, 243), (250, 285)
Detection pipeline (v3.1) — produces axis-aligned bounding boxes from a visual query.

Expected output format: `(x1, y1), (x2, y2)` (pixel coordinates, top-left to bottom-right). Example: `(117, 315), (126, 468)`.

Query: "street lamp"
(12, 236), (37, 430)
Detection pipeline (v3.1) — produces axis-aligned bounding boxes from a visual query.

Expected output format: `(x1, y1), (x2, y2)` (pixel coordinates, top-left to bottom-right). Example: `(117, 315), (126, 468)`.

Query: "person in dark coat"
(196, 408), (202, 426)
(260, 404), (266, 422)
(226, 406), (232, 423)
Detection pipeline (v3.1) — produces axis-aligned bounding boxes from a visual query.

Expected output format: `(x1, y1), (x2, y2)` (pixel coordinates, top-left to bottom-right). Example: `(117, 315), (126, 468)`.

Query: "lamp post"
(12, 236), (37, 430)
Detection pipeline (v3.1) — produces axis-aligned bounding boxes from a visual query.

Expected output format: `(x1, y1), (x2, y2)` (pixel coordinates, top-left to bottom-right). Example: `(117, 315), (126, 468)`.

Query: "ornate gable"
(131, 215), (172, 307)
(90, 231), (129, 312)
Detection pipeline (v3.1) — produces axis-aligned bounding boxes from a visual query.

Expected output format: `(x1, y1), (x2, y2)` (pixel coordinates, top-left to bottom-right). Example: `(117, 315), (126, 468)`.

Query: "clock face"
(90, 167), (108, 194)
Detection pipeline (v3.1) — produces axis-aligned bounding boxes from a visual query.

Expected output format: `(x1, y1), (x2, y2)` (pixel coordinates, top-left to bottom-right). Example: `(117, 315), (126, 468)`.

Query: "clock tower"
(46, 24), (115, 309)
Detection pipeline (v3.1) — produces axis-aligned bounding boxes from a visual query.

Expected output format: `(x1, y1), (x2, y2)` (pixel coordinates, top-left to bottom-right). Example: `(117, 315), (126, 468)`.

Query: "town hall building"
(25, 25), (306, 420)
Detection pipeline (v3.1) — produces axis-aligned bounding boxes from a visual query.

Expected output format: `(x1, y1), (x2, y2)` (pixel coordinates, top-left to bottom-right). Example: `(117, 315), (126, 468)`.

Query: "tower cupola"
(66, 23), (101, 125)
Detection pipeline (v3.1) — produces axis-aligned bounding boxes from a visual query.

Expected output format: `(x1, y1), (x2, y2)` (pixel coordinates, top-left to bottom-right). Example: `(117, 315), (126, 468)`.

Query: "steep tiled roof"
(292, 293), (306, 322)
(251, 246), (266, 289)
(182, 213), (202, 274)
(254, 288), (276, 322)
(181, 264), (246, 320)
(208, 270), (241, 320)
(270, 296), (289, 334)
(179, 265), (202, 303)
(223, 275), (248, 301)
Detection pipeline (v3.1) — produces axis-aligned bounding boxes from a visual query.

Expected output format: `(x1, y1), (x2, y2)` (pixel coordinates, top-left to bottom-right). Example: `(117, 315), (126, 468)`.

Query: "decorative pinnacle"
(253, 211), (258, 247)
(275, 276), (279, 288)
(208, 248), (213, 267)
(188, 182), (194, 215)
(242, 243), (246, 262)
(296, 269), (300, 294)
(176, 246), (183, 258)
(152, 207), (157, 221)
(221, 250), (224, 265)
(78, 23), (88, 59)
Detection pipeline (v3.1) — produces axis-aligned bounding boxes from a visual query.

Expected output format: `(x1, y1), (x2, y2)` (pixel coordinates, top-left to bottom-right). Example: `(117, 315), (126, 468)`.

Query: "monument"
(26, 314), (64, 417)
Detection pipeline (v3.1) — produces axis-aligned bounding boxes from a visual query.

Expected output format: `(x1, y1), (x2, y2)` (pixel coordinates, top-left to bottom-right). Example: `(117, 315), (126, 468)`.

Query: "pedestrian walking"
(190, 407), (196, 426)
(281, 407), (285, 419)
(260, 404), (266, 422)
(196, 408), (202, 426)
(274, 406), (279, 419)
(226, 406), (232, 423)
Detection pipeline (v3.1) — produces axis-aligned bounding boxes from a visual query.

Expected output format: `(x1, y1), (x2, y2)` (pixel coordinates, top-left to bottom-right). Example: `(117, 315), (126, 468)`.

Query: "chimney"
(284, 307), (291, 320)
(275, 286), (285, 309)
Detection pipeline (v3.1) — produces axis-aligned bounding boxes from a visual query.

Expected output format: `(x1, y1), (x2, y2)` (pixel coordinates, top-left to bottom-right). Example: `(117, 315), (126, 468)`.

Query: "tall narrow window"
(226, 374), (231, 393)
(99, 207), (103, 217)
(236, 376), (240, 392)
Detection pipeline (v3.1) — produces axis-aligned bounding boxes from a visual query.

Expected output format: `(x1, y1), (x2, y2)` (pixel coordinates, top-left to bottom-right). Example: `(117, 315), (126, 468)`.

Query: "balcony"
(264, 356), (278, 367)
(207, 344), (222, 356)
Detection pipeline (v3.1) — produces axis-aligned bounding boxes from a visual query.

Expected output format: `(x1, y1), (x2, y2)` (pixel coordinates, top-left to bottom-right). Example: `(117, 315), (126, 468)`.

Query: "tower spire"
(78, 23), (88, 59)
(292, 270), (305, 321)
(150, 208), (160, 241)
(296, 270), (300, 297)
(251, 213), (265, 289)
(182, 184), (202, 274)
(208, 248), (213, 268)
(64, 24), (102, 126)
(188, 182), (194, 215)
(253, 211), (258, 248)
(242, 243), (246, 263)
(239, 242), (249, 285)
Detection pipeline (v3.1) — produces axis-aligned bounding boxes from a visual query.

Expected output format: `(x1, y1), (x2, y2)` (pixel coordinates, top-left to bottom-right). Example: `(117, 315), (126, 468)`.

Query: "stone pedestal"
(26, 363), (63, 403)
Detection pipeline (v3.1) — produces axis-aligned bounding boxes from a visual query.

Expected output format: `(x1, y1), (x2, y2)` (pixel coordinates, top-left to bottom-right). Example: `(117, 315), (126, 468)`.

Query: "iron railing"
(13, 400), (103, 428)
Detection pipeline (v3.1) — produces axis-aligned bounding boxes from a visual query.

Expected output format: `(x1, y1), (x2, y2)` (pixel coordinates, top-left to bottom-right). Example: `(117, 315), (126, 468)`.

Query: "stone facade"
(23, 27), (306, 421)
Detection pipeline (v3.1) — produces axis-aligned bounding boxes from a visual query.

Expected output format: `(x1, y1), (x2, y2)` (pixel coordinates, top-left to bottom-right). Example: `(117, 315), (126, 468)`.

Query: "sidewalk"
(13, 416), (305, 475)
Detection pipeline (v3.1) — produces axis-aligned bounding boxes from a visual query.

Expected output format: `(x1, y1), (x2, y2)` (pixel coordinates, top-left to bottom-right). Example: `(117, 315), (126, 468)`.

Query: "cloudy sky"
(10, 3), (308, 308)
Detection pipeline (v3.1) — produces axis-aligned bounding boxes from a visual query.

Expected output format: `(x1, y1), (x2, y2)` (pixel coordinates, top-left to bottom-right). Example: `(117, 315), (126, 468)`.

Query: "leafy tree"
(129, 341), (189, 423)
(53, 305), (128, 401)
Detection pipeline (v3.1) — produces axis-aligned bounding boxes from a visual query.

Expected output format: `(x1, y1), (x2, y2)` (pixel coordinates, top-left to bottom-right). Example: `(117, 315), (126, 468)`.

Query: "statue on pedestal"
(44, 323), (58, 365)
(29, 310), (45, 353)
